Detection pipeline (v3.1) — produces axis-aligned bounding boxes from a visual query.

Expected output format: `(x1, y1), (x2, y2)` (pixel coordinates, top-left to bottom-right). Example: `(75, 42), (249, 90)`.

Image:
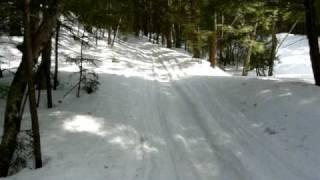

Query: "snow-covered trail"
(2, 38), (320, 180)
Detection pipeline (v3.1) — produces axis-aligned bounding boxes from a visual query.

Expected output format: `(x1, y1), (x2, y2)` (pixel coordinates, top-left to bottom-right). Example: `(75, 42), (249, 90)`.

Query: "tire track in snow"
(154, 51), (251, 179)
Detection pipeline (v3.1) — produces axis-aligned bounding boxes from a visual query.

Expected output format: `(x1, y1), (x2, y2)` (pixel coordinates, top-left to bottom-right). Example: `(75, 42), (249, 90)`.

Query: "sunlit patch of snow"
(109, 136), (135, 149)
(63, 115), (106, 136)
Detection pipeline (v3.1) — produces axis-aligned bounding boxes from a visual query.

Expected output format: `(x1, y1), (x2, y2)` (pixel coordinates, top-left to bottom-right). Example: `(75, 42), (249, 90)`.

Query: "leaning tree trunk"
(0, 0), (63, 176)
(23, 0), (42, 168)
(304, 0), (320, 86)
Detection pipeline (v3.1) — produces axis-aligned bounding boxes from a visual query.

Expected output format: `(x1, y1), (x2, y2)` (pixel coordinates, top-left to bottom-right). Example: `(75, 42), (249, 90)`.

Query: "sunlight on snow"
(63, 115), (107, 136)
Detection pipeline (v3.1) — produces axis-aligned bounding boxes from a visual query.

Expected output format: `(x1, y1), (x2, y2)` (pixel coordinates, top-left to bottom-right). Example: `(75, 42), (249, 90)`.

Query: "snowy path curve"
(3, 38), (320, 180)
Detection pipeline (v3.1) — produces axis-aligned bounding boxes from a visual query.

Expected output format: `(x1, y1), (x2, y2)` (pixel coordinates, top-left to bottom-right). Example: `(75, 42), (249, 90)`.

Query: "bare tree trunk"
(43, 39), (53, 108)
(174, 24), (182, 48)
(209, 32), (217, 67)
(242, 23), (258, 76)
(77, 38), (84, 98)
(23, 0), (42, 169)
(111, 17), (122, 48)
(54, 20), (61, 90)
(209, 12), (218, 67)
(166, 25), (172, 48)
(268, 14), (278, 76)
(192, 30), (201, 58)
(107, 27), (112, 45)
(304, 0), (320, 86)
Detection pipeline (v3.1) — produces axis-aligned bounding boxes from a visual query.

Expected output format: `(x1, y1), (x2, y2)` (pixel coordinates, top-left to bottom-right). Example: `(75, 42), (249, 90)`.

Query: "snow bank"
(275, 33), (314, 83)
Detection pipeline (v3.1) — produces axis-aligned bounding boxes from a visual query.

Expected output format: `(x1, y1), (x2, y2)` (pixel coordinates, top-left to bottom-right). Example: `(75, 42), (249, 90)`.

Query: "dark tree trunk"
(43, 39), (53, 108)
(0, 59), (27, 177)
(192, 31), (201, 58)
(53, 20), (61, 90)
(0, 67), (3, 78)
(23, 0), (42, 168)
(77, 39), (84, 98)
(304, 0), (320, 86)
(174, 24), (182, 48)
(0, 0), (63, 176)
(166, 25), (172, 49)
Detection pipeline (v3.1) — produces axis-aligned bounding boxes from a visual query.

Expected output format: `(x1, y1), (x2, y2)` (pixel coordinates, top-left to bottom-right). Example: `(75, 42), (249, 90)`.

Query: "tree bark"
(304, 0), (320, 86)
(23, 0), (42, 168)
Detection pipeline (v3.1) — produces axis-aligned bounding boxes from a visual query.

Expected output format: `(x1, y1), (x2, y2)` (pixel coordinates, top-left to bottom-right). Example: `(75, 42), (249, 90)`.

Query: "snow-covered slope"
(275, 33), (314, 83)
(0, 33), (320, 180)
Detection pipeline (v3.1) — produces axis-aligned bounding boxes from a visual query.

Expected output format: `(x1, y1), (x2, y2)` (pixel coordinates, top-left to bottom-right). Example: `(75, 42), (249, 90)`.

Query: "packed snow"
(0, 30), (320, 180)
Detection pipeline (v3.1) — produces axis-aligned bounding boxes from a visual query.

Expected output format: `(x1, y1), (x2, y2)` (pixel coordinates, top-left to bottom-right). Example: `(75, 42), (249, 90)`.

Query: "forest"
(0, 0), (320, 179)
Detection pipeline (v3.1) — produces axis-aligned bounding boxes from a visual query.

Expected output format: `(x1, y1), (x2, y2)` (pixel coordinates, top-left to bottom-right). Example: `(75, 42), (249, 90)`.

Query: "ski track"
(2, 38), (320, 180)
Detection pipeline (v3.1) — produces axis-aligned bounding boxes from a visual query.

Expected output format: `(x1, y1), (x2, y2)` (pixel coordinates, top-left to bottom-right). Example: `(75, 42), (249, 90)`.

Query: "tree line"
(0, 0), (320, 177)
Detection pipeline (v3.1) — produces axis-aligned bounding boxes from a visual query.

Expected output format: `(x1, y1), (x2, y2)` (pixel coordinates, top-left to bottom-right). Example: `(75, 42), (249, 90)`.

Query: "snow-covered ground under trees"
(0, 31), (320, 180)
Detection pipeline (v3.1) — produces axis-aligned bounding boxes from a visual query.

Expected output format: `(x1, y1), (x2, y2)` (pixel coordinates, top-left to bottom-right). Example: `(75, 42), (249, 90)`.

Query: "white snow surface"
(0, 32), (320, 180)
(275, 33), (314, 83)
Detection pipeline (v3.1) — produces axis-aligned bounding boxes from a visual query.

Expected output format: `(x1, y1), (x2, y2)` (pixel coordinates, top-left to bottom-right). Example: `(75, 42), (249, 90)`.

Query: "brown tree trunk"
(209, 32), (217, 67)
(304, 0), (320, 86)
(209, 12), (218, 67)
(23, 0), (42, 168)
(268, 15), (278, 76)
